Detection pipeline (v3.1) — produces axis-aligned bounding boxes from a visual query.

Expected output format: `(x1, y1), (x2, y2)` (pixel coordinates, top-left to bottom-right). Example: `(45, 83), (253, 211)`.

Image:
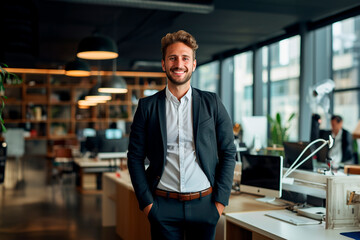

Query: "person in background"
(310, 113), (321, 141)
(127, 30), (236, 240)
(324, 115), (354, 169)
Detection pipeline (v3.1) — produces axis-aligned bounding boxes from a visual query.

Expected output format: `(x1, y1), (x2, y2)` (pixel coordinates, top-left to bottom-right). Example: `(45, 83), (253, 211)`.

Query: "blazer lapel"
(157, 89), (167, 161)
(192, 88), (201, 146)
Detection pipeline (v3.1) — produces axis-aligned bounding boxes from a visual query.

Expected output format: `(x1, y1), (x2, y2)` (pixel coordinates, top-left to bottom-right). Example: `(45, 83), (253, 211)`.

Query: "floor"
(0, 156), (121, 240)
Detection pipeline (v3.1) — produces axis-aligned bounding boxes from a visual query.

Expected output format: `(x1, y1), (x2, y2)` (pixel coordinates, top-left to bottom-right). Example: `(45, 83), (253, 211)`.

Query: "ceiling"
(1, 0), (360, 72)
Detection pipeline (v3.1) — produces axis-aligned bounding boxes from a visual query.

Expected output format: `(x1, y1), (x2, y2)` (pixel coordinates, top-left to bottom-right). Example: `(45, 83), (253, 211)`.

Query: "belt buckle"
(178, 194), (186, 201)
(179, 193), (190, 201)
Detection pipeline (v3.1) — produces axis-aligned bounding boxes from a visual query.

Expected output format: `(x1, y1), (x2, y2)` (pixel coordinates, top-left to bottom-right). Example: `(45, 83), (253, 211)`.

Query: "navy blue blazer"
(127, 88), (236, 210)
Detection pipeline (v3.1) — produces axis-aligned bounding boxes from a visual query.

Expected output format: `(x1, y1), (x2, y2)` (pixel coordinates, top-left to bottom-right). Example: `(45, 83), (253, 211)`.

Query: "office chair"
(52, 147), (74, 185)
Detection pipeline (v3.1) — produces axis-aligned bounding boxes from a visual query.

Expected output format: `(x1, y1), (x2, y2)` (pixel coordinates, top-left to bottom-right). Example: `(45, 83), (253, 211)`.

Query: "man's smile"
(171, 68), (187, 75)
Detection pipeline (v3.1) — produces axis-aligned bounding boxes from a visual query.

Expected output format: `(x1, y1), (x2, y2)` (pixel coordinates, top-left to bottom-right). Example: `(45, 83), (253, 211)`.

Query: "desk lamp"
(283, 135), (334, 183)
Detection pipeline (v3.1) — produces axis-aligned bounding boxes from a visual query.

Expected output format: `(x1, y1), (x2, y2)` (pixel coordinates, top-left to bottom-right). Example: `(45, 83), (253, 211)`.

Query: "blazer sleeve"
(127, 99), (154, 210)
(213, 94), (236, 206)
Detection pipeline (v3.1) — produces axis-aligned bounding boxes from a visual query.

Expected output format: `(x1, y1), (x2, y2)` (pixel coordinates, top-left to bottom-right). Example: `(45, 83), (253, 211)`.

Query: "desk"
(226, 210), (359, 240)
(102, 171), (285, 240)
(74, 158), (122, 193)
(102, 171), (151, 240)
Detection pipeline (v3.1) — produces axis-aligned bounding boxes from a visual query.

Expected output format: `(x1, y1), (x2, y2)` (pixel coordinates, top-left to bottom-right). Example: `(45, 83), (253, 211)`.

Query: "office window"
(334, 91), (359, 129)
(332, 15), (360, 131)
(221, 57), (234, 117)
(234, 52), (253, 123)
(192, 61), (219, 93)
(262, 46), (269, 115)
(333, 17), (360, 89)
(264, 36), (301, 141)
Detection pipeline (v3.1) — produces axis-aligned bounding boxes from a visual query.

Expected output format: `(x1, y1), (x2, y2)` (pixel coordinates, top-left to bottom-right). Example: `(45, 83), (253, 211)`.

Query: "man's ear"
(193, 59), (197, 72)
(161, 59), (165, 71)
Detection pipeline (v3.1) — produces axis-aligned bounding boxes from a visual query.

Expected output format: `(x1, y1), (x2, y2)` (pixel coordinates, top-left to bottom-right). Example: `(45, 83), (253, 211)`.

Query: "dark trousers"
(147, 193), (220, 240)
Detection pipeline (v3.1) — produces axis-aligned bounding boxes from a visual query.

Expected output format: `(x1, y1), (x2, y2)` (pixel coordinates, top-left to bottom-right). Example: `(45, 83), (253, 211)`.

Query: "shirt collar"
(165, 85), (192, 103)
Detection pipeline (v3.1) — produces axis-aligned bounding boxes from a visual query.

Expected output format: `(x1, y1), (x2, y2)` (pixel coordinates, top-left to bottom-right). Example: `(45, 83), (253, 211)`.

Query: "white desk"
(226, 210), (360, 240)
(74, 158), (121, 168)
(74, 157), (123, 193)
(97, 152), (127, 159)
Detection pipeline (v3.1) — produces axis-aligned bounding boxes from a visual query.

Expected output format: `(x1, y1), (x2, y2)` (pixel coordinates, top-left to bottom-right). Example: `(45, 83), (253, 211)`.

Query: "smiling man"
(127, 30), (236, 240)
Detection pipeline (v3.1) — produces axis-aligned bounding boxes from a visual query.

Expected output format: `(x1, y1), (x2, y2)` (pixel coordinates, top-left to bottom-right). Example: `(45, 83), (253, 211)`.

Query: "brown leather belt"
(155, 187), (212, 201)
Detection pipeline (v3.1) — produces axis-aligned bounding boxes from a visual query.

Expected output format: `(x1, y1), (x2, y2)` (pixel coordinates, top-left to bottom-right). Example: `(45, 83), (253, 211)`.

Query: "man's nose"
(174, 59), (183, 68)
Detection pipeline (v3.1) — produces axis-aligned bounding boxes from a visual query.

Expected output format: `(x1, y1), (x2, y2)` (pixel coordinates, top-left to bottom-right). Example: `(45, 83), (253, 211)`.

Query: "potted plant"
(0, 64), (21, 184)
(0, 63), (22, 132)
(267, 112), (295, 147)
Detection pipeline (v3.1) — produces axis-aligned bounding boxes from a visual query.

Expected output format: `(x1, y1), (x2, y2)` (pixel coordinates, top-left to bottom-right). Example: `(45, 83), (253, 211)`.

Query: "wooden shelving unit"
(3, 68), (166, 144)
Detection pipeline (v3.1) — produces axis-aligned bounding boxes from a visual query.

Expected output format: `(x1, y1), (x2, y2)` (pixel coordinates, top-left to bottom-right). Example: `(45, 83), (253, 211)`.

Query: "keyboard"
(265, 210), (321, 226)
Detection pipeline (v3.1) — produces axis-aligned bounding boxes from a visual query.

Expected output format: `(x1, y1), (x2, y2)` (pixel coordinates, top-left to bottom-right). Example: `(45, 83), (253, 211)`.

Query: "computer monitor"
(83, 128), (96, 137)
(283, 141), (314, 170)
(240, 154), (283, 203)
(84, 136), (99, 154)
(241, 116), (267, 150)
(105, 129), (122, 139)
(98, 136), (129, 153)
(78, 128), (96, 140)
(78, 128), (97, 153)
(313, 141), (329, 164)
(283, 141), (329, 170)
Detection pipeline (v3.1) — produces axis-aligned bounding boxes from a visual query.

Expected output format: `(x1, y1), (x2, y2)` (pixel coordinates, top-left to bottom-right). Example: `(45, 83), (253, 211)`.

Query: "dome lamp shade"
(65, 59), (91, 77)
(99, 75), (128, 94)
(77, 35), (119, 60)
(85, 83), (112, 101)
(77, 94), (97, 108)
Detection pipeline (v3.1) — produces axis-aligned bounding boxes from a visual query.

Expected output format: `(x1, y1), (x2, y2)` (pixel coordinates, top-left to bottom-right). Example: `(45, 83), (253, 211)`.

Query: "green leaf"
(268, 112), (296, 146)
(1, 123), (6, 133)
(0, 64), (22, 132)
(287, 113), (296, 122)
(276, 113), (282, 126)
(0, 71), (5, 81)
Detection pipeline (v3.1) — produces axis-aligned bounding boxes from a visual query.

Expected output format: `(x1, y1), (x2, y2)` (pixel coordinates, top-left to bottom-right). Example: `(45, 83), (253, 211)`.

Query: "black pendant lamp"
(85, 82), (112, 102)
(77, 94), (97, 109)
(98, 59), (127, 94)
(78, 100), (97, 108)
(65, 59), (91, 77)
(77, 35), (119, 60)
(98, 75), (128, 94)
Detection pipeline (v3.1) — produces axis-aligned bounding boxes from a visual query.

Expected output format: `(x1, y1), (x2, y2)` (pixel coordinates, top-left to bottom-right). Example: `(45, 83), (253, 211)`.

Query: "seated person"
(310, 113), (321, 141)
(320, 115), (354, 169)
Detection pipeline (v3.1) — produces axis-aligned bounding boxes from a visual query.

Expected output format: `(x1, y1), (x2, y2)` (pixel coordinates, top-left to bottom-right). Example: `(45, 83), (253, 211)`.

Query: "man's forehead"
(167, 53), (191, 56)
(167, 42), (192, 51)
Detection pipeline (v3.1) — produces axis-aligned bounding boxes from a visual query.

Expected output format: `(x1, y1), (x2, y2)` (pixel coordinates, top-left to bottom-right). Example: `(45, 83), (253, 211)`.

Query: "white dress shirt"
(157, 86), (211, 193)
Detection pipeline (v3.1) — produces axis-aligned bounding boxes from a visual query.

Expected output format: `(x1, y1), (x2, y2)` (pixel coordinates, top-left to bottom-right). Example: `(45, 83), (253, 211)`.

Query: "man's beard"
(165, 67), (193, 86)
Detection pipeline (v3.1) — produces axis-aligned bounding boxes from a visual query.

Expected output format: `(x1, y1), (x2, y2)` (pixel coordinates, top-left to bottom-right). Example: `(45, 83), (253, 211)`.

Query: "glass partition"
(332, 16), (360, 131)
(234, 52), (253, 123)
